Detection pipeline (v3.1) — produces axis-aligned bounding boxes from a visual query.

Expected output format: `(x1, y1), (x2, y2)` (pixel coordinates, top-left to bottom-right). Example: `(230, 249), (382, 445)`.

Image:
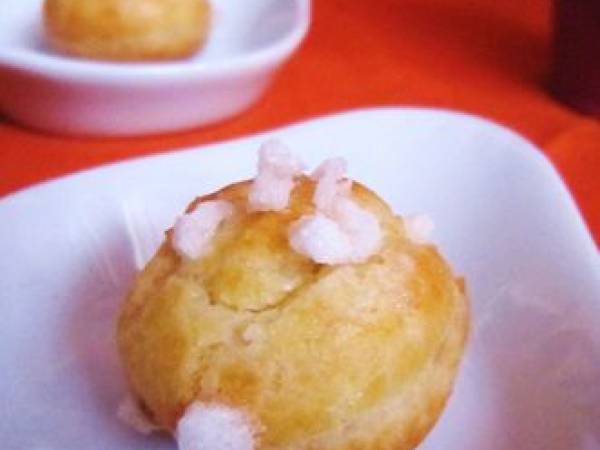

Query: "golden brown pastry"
(43, 0), (211, 61)
(116, 143), (469, 450)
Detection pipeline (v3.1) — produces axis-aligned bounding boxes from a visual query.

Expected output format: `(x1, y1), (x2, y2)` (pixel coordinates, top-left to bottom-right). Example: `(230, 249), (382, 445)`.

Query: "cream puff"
(116, 140), (469, 450)
(43, 0), (211, 61)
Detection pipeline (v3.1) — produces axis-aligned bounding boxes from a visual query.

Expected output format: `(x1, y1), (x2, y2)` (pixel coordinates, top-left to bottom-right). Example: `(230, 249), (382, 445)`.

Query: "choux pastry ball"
(43, 0), (211, 61)
(116, 141), (469, 450)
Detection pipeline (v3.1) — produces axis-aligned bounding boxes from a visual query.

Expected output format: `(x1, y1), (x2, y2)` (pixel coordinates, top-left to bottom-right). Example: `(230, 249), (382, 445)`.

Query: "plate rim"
(2, 106), (596, 254)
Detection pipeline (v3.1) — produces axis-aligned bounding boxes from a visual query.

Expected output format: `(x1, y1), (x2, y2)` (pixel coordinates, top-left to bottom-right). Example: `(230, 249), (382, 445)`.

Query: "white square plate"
(1, 108), (599, 450)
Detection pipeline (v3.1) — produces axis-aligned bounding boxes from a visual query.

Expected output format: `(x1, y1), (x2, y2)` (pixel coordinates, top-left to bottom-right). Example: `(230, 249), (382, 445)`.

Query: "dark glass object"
(551, 0), (600, 116)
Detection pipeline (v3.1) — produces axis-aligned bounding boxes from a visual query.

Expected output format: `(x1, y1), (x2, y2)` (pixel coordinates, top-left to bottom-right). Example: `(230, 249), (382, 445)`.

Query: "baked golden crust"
(43, 0), (211, 61)
(117, 178), (469, 450)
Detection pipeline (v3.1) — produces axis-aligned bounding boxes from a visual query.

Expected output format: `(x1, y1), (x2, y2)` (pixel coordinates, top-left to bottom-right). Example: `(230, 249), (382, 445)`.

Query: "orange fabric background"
(1, 0), (598, 242)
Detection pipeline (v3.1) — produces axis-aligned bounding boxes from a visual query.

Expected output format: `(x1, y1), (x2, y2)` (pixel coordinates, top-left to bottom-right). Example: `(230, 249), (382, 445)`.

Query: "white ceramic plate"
(0, 0), (310, 136)
(1, 108), (599, 450)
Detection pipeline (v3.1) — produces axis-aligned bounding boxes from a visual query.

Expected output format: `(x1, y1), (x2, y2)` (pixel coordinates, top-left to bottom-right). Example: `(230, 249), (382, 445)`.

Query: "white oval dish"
(1, 108), (599, 449)
(0, 0), (310, 136)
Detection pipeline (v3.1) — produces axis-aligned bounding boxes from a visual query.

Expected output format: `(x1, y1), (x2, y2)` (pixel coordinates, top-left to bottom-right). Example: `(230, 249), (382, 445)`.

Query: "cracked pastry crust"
(43, 0), (211, 61)
(116, 177), (469, 450)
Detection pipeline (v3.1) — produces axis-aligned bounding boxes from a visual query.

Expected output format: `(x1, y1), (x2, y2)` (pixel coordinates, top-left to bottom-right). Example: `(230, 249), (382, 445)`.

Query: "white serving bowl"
(0, 0), (310, 136)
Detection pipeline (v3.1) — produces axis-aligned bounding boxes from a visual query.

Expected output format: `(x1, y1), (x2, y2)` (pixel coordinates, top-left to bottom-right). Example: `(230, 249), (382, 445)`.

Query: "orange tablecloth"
(1, 0), (598, 243)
